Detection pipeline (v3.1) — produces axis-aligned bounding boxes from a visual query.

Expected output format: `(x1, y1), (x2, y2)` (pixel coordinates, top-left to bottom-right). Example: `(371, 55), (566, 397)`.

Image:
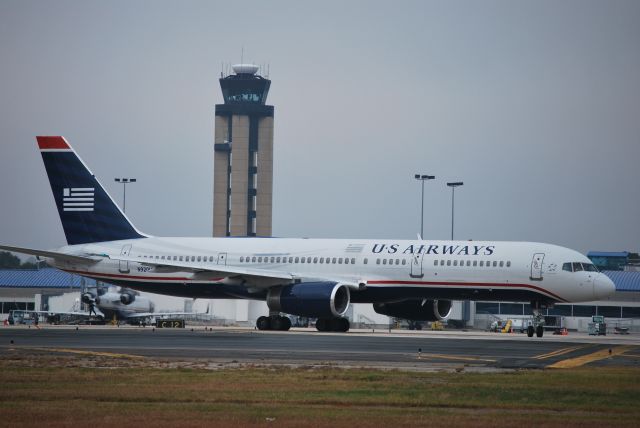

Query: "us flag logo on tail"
(63, 188), (95, 211)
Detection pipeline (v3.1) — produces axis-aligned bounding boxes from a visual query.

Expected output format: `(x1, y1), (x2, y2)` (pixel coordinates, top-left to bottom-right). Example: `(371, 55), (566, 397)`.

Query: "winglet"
(36, 136), (71, 150)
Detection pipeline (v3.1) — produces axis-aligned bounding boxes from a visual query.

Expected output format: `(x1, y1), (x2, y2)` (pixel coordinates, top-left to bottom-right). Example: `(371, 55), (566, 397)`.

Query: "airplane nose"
(594, 274), (616, 300)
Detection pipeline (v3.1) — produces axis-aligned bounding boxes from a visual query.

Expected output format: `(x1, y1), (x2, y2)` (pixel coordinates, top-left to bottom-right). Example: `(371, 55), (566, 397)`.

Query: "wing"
(123, 312), (204, 320)
(113, 255), (295, 288)
(113, 255), (363, 290)
(0, 244), (99, 264)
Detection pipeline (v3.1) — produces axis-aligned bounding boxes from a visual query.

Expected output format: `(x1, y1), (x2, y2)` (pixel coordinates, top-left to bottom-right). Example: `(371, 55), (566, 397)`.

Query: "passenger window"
(473, 260), (477, 266)
(453, 260), (458, 266)
(376, 259), (380, 265)
(191, 256), (196, 262)
(351, 258), (356, 264)
(307, 257), (312, 263)
(382, 259), (387, 265)
(270, 257), (275, 263)
(338, 258), (343, 264)
(480, 261), (484, 267)
(252, 256), (257, 263)
(161, 256), (165, 260)
(493, 261), (497, 267)
(506, 261), (511, 267)
(240, 256), (244, 263)
(401, 259), (406, 265)
(395, 259), (400, 265)
(344, 258), (349, 265)
(288, 257), (293, 263)
(447, 260), (451, 266)
(499, 261), (504, 267)
(313, 257), (318, 263)
(179, 256), (183, 261)
(440, 260), (444, 266)
(257, 257), (262, 263)
(319, 257), (324, 264)
(173, 256), (177, 261)
(301, 257), (305, 264)
(434, 260), (438, 266)
(276, 257), (281, 263)
(332, 258), (337, 264)
(364, 258), (368, 264)
(295, 257), (299, 263)
(466, 260), (471, 267)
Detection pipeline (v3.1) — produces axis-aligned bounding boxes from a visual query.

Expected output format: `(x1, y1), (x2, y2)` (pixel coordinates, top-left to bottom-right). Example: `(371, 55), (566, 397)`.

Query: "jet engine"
(267, 282), (350, 318)
(81, 292), (96, 305)
(119, 292), (136, 305)
(373, 299), (452, 321)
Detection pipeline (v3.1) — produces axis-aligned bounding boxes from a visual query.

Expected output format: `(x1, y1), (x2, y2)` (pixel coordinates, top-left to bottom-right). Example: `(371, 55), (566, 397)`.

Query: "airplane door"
(119, 244), (132, 274)
(217, 252), (227, 265)
(410, 253), (424, 278)
(530, 253), (544, 281)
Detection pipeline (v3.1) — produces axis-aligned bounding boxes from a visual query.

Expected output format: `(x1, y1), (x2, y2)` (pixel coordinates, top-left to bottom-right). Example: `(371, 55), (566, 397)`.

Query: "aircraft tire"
(536, 325), (544, 338)
(316, 318), (329, 332)
(338, 318), (350, 332)
(257, 316), (270, 331)
(271, 316), (291, 331)
(281, 316), (292, 331)
(527, 325), (534, 337)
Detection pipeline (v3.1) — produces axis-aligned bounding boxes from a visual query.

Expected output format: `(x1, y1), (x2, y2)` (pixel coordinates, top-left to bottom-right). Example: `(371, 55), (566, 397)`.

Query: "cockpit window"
(563, 262), (599, 273)
(583, 263), (599, 272)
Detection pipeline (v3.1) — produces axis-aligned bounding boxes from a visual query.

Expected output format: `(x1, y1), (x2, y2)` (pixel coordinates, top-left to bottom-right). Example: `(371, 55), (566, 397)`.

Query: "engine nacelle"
(119, 292), (136, 305)
(373, 299), (452, 321)
(267, 282), (350, 318)
(81, 292), (95, 305)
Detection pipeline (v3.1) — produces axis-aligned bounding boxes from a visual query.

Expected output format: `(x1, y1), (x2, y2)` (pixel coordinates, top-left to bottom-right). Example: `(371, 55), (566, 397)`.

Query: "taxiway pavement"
(1, 326), (638, 370)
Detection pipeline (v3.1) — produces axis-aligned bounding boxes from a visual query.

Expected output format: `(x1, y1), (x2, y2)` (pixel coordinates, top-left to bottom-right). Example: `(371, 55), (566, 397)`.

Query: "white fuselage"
(49, 237), (615, 305)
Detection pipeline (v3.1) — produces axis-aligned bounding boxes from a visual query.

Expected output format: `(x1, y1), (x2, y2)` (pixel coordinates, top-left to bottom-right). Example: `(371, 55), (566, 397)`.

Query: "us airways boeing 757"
(0, 136), (615, 337)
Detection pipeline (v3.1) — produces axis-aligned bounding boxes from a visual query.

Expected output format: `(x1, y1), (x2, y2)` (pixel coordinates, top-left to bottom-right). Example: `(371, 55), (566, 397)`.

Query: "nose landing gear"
(528, 301), (546, 338)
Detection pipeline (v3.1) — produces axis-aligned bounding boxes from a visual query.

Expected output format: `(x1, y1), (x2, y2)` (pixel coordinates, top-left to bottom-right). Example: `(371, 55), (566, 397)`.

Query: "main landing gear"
(255, 315), (350, 332)
(256, 315), (292, 331)
(527, 301), (546, 338)
(315, 317), (350, 332)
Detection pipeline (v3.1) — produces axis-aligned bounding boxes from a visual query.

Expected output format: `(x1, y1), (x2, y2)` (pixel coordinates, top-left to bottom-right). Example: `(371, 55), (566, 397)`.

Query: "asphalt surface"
(2, 326), (639, 370)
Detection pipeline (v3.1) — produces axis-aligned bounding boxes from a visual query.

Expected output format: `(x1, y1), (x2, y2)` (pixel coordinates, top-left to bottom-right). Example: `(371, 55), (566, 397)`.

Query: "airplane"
(80, 286), (175, 323)
(0, 136), (616, 337)
(16, 285), (198, 325)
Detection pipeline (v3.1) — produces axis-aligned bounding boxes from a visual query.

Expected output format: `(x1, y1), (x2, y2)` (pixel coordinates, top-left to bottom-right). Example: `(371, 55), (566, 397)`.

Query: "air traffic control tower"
(213, 64), (274, 237)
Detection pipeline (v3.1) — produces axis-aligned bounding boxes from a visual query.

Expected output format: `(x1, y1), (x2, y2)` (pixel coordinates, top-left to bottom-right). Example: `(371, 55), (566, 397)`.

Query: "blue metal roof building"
(0, 269), (97, 289)
(603, 270), (640, 292)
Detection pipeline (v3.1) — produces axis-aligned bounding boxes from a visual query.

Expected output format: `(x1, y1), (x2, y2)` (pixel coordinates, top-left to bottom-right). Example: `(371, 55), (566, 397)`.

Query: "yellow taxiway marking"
(417, 353), (496, 363)
(534, 346), (588, 360)
(547, 346), (633, 369)
(26, 347), (145, 360)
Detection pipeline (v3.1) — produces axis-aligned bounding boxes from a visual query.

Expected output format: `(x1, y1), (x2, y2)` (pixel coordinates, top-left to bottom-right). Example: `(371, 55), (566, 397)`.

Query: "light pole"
(446, 182), (464, 240)
(114, 178), (137, 213)
(414, 174), (435, 239)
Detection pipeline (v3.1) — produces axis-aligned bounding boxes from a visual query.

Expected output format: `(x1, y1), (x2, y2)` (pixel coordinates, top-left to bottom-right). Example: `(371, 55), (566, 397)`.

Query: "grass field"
(1, 352), (639, 427)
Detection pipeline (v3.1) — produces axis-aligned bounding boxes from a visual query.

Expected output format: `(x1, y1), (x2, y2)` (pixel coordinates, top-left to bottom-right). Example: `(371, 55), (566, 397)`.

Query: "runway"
(2, 326), (639, 370)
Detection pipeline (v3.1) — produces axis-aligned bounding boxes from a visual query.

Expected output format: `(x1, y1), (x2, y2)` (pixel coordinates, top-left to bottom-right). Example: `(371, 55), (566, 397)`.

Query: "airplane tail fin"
(37, 136), (146, 245)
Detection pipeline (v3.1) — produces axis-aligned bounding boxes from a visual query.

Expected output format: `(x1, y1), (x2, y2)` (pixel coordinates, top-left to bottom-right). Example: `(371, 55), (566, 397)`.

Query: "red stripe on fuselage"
(36, 136), (70, 150)
(367, 280), (567, 302)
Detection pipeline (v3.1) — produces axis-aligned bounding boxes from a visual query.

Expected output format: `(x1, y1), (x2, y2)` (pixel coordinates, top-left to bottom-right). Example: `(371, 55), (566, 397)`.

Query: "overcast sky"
(1, 0), (639, 255)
